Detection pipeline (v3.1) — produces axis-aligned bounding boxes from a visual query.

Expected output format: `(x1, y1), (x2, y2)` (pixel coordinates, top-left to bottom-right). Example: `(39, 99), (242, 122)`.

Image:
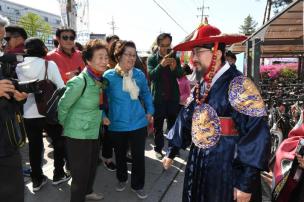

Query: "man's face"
(57, 31), (75, 51)
(192, 47), (213, 79)
(5, 32), (24, 50)
(226, 56), (236, 65)
(158, 37), (171, 57)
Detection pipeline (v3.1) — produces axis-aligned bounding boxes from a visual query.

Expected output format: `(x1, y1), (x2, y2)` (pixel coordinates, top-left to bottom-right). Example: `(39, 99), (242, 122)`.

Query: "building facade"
(0, 0), (62, 49)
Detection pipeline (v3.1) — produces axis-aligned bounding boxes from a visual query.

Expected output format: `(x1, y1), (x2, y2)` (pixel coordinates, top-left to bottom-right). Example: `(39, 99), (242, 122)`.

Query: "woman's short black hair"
(114, 40), (136, 63)
(24, 37), (47, 58)
(157, 33), (172, 45)
(82, 39), (108, 65)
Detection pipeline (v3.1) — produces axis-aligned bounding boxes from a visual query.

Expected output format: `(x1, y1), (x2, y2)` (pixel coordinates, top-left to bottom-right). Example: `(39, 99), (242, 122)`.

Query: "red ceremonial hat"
(173, 21), (247, 51)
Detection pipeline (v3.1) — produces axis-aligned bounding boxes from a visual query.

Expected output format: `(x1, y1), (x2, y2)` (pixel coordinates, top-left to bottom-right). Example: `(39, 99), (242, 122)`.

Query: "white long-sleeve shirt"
(16, 57), (65, 118)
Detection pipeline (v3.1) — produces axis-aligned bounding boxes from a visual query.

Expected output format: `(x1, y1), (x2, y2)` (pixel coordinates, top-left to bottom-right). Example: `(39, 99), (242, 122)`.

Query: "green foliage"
(18, 12), (52, 43)
(280, 68), (297, 78)
(239, 15), (258, 35)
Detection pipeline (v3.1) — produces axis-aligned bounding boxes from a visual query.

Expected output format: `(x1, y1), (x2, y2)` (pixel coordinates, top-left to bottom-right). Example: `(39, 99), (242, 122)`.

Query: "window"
(44, 17), (48, 22)
(0, 6), (2, 11)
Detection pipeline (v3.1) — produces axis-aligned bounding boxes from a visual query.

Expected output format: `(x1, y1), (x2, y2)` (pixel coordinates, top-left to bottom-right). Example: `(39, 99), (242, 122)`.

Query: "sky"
(8, 0), (268, 51)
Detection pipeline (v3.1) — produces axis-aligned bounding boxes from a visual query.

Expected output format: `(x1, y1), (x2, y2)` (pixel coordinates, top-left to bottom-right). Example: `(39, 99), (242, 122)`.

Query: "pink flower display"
(260, 63), (298, 78)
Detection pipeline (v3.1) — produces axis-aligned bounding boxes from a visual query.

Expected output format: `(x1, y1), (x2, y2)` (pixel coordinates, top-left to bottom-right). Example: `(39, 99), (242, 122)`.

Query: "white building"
(0, 0), (62, 49)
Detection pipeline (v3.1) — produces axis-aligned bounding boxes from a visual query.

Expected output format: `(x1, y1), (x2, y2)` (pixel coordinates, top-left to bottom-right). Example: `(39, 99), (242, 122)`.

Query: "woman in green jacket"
(58, 39), (109, 202)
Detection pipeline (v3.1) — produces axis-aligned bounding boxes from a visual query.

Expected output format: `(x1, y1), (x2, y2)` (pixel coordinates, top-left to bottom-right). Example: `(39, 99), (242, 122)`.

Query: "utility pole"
(197, 0), (209, 23)
(108, 16), (118, 35)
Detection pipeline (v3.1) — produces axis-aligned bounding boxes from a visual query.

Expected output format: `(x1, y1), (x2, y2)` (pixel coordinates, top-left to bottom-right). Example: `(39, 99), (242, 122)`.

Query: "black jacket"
(0, 97), (24, 157)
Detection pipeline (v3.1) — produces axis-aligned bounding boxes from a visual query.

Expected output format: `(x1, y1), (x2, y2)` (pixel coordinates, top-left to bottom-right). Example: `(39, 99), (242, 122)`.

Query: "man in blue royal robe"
(162, 22), (271, 202)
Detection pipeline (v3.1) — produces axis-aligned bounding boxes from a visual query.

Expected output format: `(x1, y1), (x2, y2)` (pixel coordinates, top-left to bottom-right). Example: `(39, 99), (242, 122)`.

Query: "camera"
(0, 52), (24, 78)
(11, 79), (40, 94)
(166, 48), (176, 58)
(0, 52), (40, 94)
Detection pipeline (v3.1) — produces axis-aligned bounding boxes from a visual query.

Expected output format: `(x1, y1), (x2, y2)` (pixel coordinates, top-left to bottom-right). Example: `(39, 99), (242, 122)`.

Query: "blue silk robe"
(167, 65), (271, 202)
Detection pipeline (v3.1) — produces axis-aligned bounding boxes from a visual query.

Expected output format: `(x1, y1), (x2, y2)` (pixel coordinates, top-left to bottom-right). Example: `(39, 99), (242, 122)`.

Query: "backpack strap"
(44, 60), (49, 80)
(81, 76), (87, 96)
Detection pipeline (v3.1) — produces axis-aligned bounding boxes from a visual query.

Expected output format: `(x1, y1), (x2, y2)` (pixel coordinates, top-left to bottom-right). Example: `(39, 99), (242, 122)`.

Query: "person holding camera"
(16, 38), (67, 191)
(0, 14), (27, 202)
(0, 80), (27, 202)
(147, 33), (183, 159)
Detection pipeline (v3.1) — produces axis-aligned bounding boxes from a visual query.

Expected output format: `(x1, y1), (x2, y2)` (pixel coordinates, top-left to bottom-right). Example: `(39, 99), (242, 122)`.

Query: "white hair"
(0, 15), (9, 27)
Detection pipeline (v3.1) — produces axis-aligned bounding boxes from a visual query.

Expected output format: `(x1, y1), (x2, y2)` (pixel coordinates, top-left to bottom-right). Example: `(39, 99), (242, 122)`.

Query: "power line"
(152, 0), (188, 34)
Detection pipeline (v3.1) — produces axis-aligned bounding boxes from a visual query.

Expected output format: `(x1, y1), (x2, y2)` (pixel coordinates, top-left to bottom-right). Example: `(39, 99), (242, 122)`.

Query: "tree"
(272, 0), (294, 13)
(260, 0), (294, 24)
(18, 12), (52, 43)
(239, 15), (258, 36)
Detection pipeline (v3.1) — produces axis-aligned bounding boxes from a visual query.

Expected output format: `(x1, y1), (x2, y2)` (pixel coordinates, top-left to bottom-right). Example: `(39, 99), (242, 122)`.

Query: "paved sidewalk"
(20, 135), (271, 202)
(21, 135), (187, 202)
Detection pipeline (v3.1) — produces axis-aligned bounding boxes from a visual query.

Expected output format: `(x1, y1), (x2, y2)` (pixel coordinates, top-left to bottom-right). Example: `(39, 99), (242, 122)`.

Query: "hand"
(103, 117), (111, 126)
(169, 59), (177, 71)
(162, 157), (174, 170)
(146, 113), (153, 123)
(296, 154), (304, 169)
(160, 58), (172, 67)
(66, 70), (79, 80)
(13, 90), (28, 101)
(0, 79), (15, 99)
(234, 188), (251, 202)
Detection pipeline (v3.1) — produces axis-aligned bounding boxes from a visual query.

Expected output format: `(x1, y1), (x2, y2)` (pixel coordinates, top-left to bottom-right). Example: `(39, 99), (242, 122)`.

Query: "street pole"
(197, 0), (209, 23)
(108, 16), (118, 35)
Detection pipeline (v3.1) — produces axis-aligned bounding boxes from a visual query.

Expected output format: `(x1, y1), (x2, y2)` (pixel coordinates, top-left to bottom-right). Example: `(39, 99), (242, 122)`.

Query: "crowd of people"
(0, 13), (303, 202)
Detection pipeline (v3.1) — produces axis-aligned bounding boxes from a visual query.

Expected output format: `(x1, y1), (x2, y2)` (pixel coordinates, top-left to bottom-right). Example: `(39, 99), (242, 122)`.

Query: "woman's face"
(119, 47), (136, 71)
(87, 48), (109, 73)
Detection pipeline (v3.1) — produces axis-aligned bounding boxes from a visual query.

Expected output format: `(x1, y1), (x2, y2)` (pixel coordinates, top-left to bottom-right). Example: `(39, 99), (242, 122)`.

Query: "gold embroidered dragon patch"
(228, 76), (267, 117)
(192, 104), (221, 149)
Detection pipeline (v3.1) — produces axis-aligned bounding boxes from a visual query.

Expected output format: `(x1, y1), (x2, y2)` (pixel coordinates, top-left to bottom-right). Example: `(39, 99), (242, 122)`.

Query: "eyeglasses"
(123, 53), (136, 58)
(4, 34), (21, 42)
(61, 35), (75, 41)
(192, 48), (211, 56)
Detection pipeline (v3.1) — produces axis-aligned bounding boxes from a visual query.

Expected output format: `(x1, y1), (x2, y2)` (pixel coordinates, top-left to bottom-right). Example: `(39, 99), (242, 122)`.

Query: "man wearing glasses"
(147, 33), (183, 160)
(162, 23), (270, 202)
(46, 27), (85, 84)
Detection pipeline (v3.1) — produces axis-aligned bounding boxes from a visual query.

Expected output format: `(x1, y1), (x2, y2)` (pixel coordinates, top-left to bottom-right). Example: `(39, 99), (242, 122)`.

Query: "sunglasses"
(61, 35), (75, 41)
(4, 34), (21, 42)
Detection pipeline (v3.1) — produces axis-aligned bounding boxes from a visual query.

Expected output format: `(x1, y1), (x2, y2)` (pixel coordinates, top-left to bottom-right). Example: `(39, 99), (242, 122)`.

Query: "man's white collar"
(210, 62), (230, 87)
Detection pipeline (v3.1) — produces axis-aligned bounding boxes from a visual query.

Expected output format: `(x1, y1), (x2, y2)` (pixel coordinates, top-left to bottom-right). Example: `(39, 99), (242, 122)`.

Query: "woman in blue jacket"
(103, 40), (154, 199)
